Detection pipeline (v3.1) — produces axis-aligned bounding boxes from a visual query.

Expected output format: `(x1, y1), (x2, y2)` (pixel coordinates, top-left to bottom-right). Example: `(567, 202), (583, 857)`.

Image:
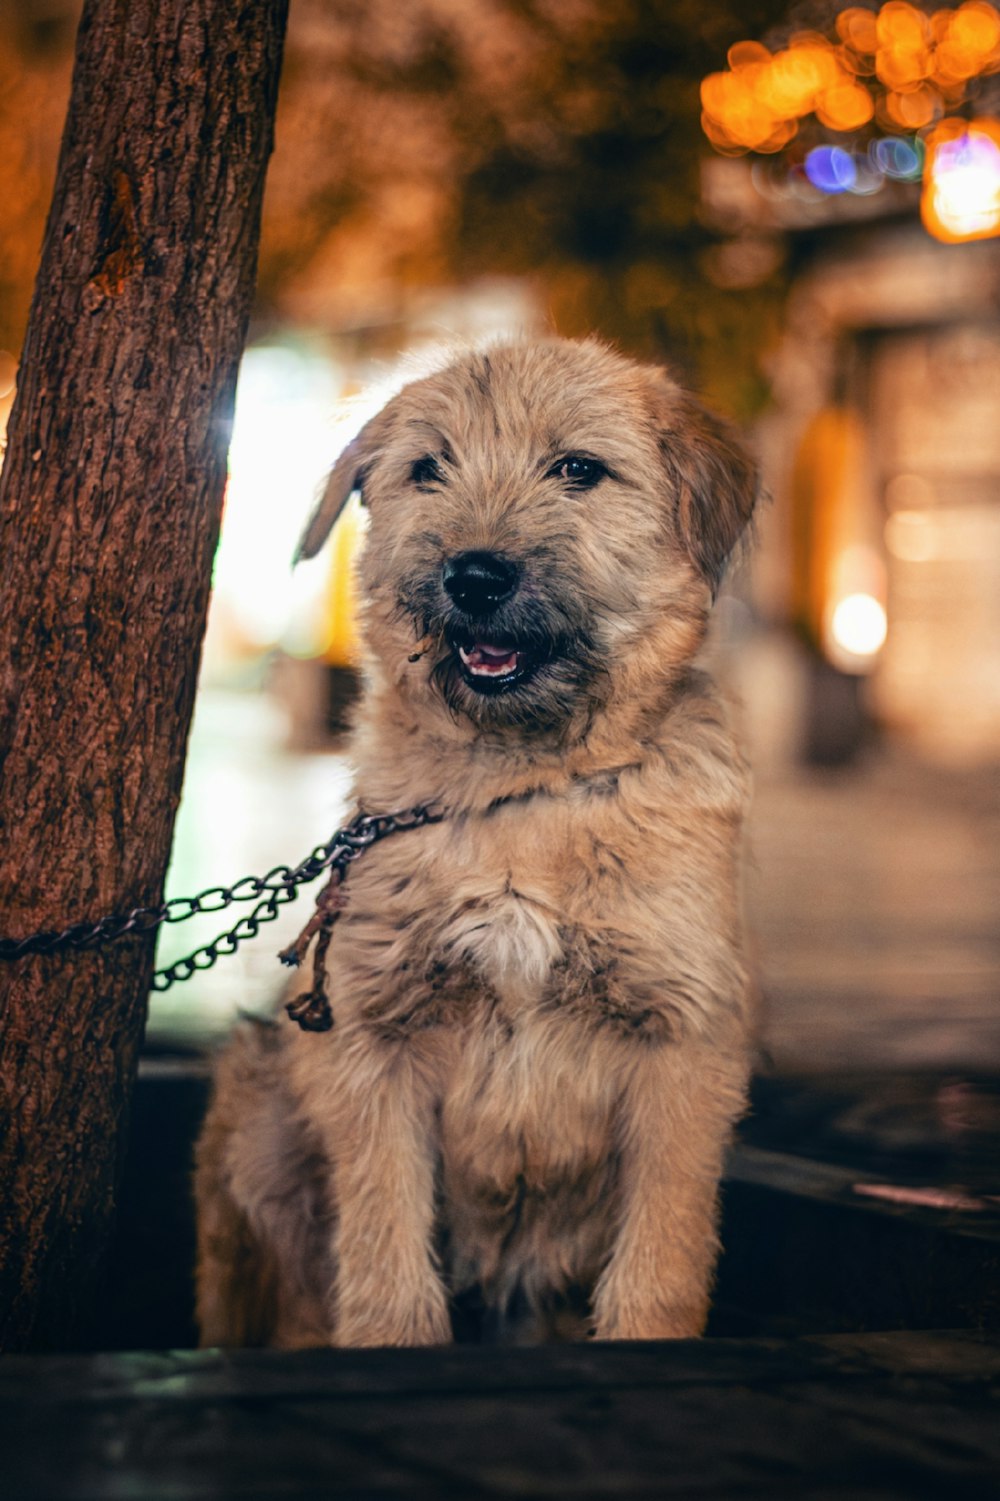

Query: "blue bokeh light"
(805, 145), (858, 194)
(872, 136), (923, 181)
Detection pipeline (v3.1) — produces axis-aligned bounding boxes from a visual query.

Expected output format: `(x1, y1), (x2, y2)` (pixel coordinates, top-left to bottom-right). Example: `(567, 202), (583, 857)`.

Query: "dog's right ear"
(294, 409), (390, 563)
(645, 372), (760, 598)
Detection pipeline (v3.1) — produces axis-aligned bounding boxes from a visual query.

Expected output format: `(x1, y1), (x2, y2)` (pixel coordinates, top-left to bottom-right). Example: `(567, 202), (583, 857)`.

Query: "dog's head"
(298, 340), (758, 735)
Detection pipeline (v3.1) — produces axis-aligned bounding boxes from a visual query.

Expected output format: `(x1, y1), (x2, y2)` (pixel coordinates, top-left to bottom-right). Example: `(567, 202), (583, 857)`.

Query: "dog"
(194, 337), (759, 1348)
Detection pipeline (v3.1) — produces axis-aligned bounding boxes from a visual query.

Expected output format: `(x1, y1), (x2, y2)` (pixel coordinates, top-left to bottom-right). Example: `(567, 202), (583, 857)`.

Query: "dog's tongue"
(459, 641), (519, 675)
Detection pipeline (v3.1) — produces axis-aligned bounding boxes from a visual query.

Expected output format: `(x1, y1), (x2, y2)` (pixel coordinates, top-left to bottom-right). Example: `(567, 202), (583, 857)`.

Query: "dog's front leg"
(592, 1041), (747, 1342)
(323, 1044), (452, 1348)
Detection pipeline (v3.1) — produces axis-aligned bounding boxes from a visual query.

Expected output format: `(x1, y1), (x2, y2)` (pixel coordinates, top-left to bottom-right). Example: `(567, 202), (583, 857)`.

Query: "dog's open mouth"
(459, 641), (521, 678)
(451, 634), (538, 694)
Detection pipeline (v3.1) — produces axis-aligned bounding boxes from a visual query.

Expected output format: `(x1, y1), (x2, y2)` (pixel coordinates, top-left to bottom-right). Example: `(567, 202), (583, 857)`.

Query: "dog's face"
(298, 340), (758, 734)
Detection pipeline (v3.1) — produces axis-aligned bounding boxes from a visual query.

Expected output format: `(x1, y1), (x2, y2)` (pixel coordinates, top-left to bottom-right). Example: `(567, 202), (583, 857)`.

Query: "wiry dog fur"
(195, 338), (759, 1348)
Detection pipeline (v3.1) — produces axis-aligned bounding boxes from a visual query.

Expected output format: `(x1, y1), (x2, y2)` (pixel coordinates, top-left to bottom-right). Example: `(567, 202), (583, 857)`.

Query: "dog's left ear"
(294, 407), (392, 562)
(647, 375), (760, 597)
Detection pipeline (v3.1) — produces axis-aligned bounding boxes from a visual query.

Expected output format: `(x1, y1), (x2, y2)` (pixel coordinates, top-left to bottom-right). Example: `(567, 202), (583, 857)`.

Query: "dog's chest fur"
(436, 879), (563, 1005)
(318, 796), (638, 1236)
(409, 848), (621, 1298)
(338, 788), (651, 1033)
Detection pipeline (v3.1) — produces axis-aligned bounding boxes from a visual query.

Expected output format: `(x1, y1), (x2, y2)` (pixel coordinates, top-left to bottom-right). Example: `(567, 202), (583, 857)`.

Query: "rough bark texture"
(0, 0), (288, 1351)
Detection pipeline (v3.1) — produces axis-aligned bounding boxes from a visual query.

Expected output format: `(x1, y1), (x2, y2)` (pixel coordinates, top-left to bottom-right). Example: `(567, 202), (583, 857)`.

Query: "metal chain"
(0, 806), (442, 992)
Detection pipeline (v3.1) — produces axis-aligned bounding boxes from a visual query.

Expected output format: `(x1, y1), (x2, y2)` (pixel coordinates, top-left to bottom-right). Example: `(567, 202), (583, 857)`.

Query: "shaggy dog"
(195, 338), (759, 1348)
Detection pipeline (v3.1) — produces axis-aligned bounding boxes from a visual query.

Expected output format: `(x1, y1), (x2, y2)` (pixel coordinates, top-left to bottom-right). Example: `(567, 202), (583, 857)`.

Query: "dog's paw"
(592, 1283), (708, 1342)
(335, 1285), (453, 1348)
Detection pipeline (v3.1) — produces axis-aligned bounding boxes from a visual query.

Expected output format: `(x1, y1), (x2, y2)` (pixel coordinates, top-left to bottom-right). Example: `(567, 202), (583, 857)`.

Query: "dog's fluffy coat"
(195, 338), (758, 1347)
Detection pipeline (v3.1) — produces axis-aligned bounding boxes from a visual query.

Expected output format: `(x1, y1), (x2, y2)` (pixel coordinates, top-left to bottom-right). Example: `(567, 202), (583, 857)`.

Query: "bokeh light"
(882, 84), (941, 129)
(872, 134), (924, 177)
(806, 144), (859, 192)
(827, 592), (889, 665)
(701, 4), (1000, 237)
(817, 79), (877, 131)
(922, 115), (1000, 239)
(884, 509), (939, 562)
(210, 342), (342, 657)
(837, 7), (879, 56)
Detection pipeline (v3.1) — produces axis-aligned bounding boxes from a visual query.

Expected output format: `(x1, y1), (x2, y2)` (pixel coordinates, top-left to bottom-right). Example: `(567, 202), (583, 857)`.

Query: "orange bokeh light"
(876, 44), (933, 88)
(817, 80), (877, 130)
(701, 3), (1000, 158)
(877, 2), (931, 51)
(761, 42), (842, 118)
(886, 84), (943, 127)
(952, 1), (1000, 55)
(701, 69), (784, 151)
(727, 40), (771, 70)
(837, 8), (879, 54)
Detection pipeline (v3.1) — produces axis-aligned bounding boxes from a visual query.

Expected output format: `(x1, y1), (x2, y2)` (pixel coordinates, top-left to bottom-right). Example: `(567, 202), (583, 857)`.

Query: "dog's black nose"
(443, 551), (518, 615)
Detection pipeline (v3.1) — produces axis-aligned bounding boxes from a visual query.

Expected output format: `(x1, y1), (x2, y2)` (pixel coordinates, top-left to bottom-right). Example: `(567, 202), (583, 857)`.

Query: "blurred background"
(3, 0), (998, 1101)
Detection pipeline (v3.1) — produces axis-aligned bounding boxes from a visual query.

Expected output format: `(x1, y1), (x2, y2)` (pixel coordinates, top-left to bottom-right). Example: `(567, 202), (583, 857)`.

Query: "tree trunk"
(0, 0), (288, 1351)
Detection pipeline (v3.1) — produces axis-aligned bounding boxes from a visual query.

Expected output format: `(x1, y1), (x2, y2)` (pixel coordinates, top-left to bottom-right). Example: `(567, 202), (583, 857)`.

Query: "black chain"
(0, 806), (442, 992)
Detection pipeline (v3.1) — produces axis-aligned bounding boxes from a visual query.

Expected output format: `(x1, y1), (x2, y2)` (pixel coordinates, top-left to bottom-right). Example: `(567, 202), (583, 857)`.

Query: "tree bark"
(0, 0), (288, 1351)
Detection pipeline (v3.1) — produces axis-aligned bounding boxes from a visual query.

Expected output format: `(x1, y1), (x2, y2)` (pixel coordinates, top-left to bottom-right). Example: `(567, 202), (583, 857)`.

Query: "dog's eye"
(411, 455), (444, 488)
(549, 455), (607, 490)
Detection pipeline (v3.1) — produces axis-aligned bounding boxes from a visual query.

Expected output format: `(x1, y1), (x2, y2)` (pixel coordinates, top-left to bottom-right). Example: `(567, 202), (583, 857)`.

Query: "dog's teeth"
(459, 643), (519, 676)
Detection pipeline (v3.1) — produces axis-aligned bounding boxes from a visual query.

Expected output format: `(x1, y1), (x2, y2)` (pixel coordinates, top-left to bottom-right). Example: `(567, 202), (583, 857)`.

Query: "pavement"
(748, 749), (1000, 1074)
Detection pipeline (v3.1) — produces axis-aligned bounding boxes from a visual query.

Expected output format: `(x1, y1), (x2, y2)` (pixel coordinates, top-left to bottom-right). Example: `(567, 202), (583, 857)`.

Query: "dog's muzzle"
(442, 551), (539, 694)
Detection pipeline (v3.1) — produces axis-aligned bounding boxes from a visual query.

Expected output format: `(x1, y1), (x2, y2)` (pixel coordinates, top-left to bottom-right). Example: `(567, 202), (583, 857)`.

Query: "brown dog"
(194, 338), (759, 1348)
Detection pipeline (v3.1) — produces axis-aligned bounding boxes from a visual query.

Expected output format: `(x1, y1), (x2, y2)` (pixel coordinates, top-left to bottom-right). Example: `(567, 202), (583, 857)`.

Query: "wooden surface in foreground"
(2, 1330), (999, 1499)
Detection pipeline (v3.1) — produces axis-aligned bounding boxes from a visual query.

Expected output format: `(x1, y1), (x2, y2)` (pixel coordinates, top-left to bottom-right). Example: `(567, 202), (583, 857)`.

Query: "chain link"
(0, 806), (442, 991)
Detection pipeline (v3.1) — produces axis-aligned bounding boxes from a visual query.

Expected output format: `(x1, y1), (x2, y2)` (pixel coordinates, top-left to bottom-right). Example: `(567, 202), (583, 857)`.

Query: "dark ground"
(4, 1332), (999, 1499)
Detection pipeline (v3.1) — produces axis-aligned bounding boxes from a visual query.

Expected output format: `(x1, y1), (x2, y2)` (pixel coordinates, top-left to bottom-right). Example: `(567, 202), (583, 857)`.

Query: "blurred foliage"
(1, 0), (791, 418)
(265, 0), (792, 415)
